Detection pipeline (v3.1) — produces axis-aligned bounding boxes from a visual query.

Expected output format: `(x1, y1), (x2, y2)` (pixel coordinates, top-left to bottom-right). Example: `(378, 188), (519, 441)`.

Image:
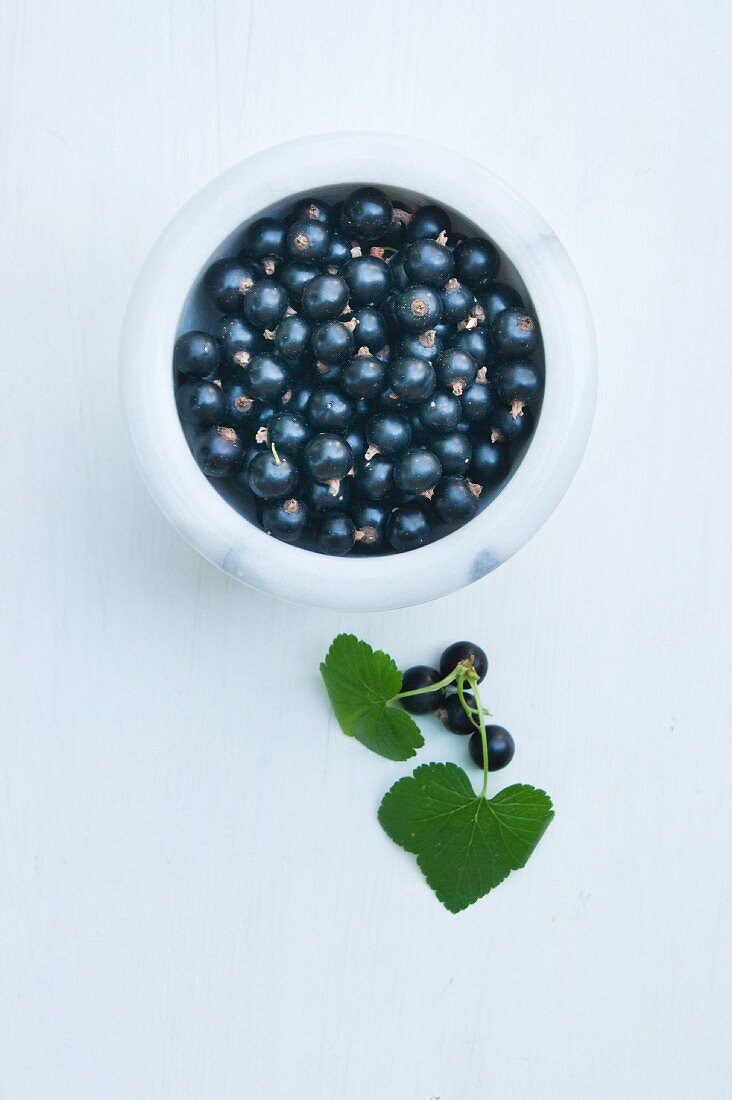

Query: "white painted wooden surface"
(2, 1), (731, 1097)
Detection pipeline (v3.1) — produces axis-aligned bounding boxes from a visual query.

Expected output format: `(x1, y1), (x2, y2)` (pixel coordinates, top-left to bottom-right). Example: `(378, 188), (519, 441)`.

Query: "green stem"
(271, 442), (282, 465)
(456, 673), (483, 734)
(467, 670), (490, 798)
(393, 666), (460, 701)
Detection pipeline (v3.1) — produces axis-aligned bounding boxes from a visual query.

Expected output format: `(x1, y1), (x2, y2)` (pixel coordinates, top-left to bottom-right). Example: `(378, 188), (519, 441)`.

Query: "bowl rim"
(119, 131), (597, 611)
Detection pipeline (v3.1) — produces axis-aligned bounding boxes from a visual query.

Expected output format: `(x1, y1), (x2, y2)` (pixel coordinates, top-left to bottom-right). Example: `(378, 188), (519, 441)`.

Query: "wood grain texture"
(1, 0), (731, 1096)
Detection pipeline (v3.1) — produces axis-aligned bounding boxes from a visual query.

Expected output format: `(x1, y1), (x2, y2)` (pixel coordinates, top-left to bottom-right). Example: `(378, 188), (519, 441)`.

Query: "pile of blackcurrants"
(174, 187), (543, 555)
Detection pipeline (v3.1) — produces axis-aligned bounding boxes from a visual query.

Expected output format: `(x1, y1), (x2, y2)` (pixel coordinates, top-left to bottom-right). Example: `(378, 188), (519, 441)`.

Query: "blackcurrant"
(261, 497), (310, 543)
(174, 331), (220, 379)
(439, 641), (488, 682)
(247, 450), (298, 499)
(366, 413), (411, 456)
(386, 502), (433, 551)
(395, 286), (443, 333)
(437, 691), (477, 735)
(291, 196), (332, 225)
(341, 353), (384, 398)
(431, 431), (472, 475)
(267, 411), (311, 458)
(316, 512), (355, 555)
(324, 233), (352, 270)
(399, 330), (444, 363)
(448, 325), (494, 367)
(244, 217), (287, 260)
(439, 278), (475, 324)
(307, 387), (354, 432)
(221, 383), (262, 429)
(403, 239), (455, 287)
(433, 475), (481, 524)
(406, 204), (451, 241)
(278, 260), (319, 306)
(394, 447), (442, 494)
(461, 381), (494, 423)
(312, 321), (354, 364)
(474, 281), (523, 326)
(387, 355), (436, 402)
(343, 255), (393, 306)
(203, 257), (264, 315)
(286, 219), (330, 263)
(380, 201), (412, 248)
(176, 379), (224, 426)
(216, 316), (264, 371)
(314, 360), (342, 385)
(341, 187), (393, 242)
(490, 403), (535, 446)
(470, 439), (512, 487)
(351, 307), (389, 353)
(417, 392), (462, 433)
(301, 274), (349, 321)
(469, 726), (515, 770)
(492, 307), (540, 357)
(399, 665), (445, 714)
(454, 237), (500, 289)
(274, 315), (311, 365)
(195, 426), (243, 477)
(301, 476), (353, 514)
(494, 360), (543, 404)
(436, 348), (477, 395)
(354, 454), (394, 500)
(304, 433), (353, 483)
(350, 500), (389, 550)
(388, 252), (410, 291)
(243, 279), (289, 330)
(284, 382), (314, 417)
(247, 352), (289, 402)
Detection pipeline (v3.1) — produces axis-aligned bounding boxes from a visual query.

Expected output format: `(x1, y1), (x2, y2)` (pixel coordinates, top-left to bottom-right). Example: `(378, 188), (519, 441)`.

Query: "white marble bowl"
(119, 132), (597, 610)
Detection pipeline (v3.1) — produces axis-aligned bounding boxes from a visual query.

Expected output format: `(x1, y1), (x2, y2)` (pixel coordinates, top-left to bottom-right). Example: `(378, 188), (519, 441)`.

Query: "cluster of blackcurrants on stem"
(174, 186), (543, 555)
(399, 640), (515, 773)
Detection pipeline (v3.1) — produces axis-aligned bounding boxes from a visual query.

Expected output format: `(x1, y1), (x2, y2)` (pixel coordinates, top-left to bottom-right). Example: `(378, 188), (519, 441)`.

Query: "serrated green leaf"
(320, 634), (424, 761)
(378, 762), (553, 912)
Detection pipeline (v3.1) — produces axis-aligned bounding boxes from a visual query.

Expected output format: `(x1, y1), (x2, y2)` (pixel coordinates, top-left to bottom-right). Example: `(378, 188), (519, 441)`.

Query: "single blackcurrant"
(247, 450), (298, 499)
(394, 448), (442, 494)
(395, 286), (443, 333)
(261, 497), (310, 543)
(454, 237), (500, 289)
(195, 426), (243, 477)
(174, 331), (220, 378)
(176, 379), (225, 426)
(386, 502), (432, 551)
(492, 307), (540, 357)
(437, 691), (478, 735)
(433, 476), (481, 524)
(317, 512), (356, 555)
(366, 413), (412, 456)
(439, 640), (488, 682)
(204, 257), (264, 314)
(469, 726), (515, 770)
(399, 665), (445, 714)
(304, 433), (354, 483)
(341, 187), (393, 241)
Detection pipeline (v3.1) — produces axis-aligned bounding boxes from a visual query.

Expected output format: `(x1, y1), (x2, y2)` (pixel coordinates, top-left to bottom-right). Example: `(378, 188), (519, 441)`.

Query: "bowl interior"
(175, 183), (545, 547)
